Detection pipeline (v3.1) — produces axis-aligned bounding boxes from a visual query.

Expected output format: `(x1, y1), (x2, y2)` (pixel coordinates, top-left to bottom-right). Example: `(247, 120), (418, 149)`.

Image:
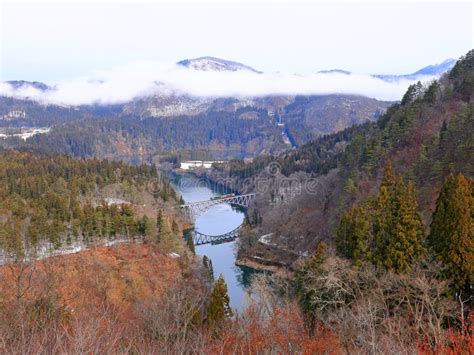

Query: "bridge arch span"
(192, 224), (242, 245)
(180, 193), (256, 221)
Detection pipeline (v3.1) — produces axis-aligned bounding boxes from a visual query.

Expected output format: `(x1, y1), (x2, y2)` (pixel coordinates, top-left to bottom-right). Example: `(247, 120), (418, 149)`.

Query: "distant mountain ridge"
(373, 58), (456, 81)
(319, 58), (456, 82)
(5, 80), (51, 91)
(176, 56), (262, 73)
(0, 56), (457, 160)
(2, 57), (455, 101)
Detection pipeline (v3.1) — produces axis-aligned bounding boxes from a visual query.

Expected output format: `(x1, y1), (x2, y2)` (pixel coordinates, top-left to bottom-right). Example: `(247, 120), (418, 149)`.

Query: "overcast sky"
(0, 1), (472, 83)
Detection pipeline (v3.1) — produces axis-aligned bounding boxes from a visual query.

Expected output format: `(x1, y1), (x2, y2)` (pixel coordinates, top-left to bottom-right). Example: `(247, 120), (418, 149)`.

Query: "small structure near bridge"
(179, 160), (225, 170)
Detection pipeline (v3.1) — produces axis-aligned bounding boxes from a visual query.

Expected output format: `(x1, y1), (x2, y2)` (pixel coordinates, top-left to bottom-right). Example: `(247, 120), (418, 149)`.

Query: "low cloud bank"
(0, 60), (437, 106)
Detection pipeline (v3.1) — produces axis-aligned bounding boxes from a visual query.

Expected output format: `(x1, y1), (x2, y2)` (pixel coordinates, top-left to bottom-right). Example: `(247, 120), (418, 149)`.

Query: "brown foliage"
(208, 303), (341, 354)
(0, 243), (186, 352)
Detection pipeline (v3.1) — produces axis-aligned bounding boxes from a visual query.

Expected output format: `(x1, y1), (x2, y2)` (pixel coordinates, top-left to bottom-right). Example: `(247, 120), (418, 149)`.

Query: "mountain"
(0, 94), (389, 161)
(177, 56), (455, 78)
(176, 56), (262, 73)
(317, 69), (352, 75)
(411, 58), (456, 76)
(1, 51), (472, 355)
(280, 95), (388, 145)
(205, 50), (473, 270)
(5, 80), (51, 91)
(0, 56), (456, 160)
(373, 58), (456, 81)
(319, 58), (456, 82)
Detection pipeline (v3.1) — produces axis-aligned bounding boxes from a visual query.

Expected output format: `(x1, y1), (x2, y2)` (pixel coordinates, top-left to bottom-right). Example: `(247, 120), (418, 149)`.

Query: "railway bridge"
(180, 193), (256, 222)
(180, 193), (256, 245)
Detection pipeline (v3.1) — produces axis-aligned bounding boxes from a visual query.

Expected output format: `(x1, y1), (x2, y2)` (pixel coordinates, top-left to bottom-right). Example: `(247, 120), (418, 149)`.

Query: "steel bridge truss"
(180, 193), (256, 221)
(192, 225), (242, 246)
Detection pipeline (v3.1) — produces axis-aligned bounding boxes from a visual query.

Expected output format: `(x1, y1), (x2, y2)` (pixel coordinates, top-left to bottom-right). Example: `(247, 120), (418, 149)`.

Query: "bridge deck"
(192, 225), (242, 246)
(181, 193), (256, 222)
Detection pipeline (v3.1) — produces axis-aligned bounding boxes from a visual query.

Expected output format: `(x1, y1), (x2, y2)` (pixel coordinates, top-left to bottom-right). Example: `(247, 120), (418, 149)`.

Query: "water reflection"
(170, 173), (254, 311)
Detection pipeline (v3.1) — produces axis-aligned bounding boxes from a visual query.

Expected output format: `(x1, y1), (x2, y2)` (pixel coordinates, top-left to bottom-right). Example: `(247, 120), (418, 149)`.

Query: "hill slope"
(206, 50), (474, 268)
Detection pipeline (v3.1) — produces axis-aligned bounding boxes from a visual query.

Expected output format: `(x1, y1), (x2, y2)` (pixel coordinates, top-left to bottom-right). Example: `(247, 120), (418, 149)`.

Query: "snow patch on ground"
(0, 127), (50, 140)
(168, 252), (181, 258)
(258, 233), (276, 246)
(0, 238), (139, 265)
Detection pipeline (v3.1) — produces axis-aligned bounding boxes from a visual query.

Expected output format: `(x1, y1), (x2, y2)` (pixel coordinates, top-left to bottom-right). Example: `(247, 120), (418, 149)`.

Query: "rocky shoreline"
(235, 255), (294, 278)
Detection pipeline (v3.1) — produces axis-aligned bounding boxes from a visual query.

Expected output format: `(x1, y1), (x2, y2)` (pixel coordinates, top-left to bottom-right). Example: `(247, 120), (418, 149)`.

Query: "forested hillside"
(0, 93), (388, 161)
(0, 51), (472, 354)
(206, 51), (474, 274)
(0, 150), (185, 260)
(202, 49), (474, 354)
(282, 94), (387, 145)
(23, 108), (286, 160)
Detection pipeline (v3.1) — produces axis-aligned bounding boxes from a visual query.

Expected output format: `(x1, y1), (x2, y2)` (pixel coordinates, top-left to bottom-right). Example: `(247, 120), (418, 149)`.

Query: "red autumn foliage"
(418, 311), (474, 355)
(209, 303), (342, 354)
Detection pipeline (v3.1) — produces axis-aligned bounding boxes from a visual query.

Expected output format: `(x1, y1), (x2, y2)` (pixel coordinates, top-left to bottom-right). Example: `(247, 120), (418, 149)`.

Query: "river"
(170, 173), (255, 312)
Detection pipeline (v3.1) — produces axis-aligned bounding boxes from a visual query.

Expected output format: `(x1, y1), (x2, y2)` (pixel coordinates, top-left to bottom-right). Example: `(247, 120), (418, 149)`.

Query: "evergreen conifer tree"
(336, 205), (371, 266)
(207, 274), (233, 329)
(383, 181), (425, 272)
(428, 174), (473, 292)
(158, 216), (180, 253)
(186, 234), (196, 254)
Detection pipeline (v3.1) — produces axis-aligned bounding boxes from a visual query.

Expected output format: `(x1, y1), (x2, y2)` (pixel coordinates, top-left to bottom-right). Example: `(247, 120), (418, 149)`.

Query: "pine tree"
(207, 274), (233, 329)
(336, 205), (371, 266)
(339, 161), (425, 273)
(158, 216), (180, 253)
(423, 80), (440, 104)
(428, 174), (473, 292)
(383, 181), (425, 273)
(295, 242), (328, 331)
(374, 167), (425, 272)
(186, 234), (196, 254)
(381, 160), (397, 190)
(137, 215), (150, 236)
(401, 83), (423, 105)
(372, 161), (398, 269)
(156, 210), (163, 243)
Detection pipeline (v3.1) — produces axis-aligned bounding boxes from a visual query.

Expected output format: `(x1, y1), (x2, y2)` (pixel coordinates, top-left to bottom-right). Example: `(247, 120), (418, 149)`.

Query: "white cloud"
(0, 60), (437, 105)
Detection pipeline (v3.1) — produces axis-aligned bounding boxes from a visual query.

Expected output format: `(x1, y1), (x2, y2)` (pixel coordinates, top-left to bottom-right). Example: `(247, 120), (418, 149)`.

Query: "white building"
(179, 160), (225, 170)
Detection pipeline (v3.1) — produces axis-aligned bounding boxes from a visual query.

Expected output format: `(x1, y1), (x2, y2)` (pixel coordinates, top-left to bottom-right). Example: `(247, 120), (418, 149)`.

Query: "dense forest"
(213, 50), (473, 232)
(0, 149), (185, 260)
(0, 93), (388, 161)
(282, 94), (387, 145)
(0, 108), (285, 161)
(0, 51), (472, 353)
(199, 50), (474, 352)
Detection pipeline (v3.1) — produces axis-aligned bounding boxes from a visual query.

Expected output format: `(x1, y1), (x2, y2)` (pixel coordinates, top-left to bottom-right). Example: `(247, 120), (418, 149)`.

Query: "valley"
(0, 45), (472, 353)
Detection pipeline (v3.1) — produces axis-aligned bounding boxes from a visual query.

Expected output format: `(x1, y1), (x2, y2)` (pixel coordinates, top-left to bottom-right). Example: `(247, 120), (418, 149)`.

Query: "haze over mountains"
(0, 0), (472, 351)
(0, 56), (454, 106)
(0, 56), (459, 160)
(321, 58), (456, 81)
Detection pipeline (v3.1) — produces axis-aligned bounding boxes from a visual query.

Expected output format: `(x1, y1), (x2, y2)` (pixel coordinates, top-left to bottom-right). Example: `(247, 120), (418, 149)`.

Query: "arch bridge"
(192, 225), (242, 246)
(180, 193), (256, 222)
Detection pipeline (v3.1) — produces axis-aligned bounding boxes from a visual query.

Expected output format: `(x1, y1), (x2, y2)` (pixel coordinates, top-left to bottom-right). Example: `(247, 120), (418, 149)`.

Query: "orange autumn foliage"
(0, 243), (183, 323)
(209, 303), (342, 354)
(418, 311), (474, 355)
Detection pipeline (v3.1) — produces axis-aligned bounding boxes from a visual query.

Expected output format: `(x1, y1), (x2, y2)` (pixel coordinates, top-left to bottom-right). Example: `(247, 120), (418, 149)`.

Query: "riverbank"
(172, 168), (246, 195)
(169, 172), (250, 311)
(170, 170), (301, 280)
(235, 256), (293, 278)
